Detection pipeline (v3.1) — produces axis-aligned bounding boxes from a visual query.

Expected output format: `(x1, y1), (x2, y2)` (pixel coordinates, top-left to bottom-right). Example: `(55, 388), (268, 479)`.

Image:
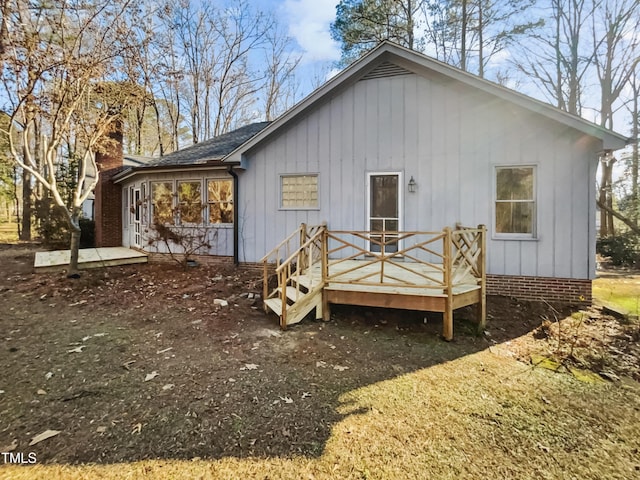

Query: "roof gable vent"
(360, 61), (412, 81)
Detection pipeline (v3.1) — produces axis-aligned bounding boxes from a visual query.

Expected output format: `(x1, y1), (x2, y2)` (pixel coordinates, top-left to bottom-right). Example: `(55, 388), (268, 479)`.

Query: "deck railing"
(262, 223), (486, 337)
(324, 230), (448, 290)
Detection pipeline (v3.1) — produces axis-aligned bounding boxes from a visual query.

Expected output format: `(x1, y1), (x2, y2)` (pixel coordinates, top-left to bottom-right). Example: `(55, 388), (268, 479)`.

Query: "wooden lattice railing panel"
(325, 231), (450, 290)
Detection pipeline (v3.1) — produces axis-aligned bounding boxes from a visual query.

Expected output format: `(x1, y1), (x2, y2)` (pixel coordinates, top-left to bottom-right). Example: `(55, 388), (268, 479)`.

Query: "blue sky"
(257, 0), (341, 64)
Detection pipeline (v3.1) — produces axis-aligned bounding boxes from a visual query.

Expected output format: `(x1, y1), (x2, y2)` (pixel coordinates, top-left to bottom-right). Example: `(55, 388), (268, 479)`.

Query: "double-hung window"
(177, 181), (202, 224)
(495, 166), (536, 237)
(208, 179), (233, 224)
(151, 181), (174, 225)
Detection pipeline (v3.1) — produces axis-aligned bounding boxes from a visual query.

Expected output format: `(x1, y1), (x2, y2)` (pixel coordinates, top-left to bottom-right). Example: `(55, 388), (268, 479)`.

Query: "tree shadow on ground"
(0, 256), (579, 465)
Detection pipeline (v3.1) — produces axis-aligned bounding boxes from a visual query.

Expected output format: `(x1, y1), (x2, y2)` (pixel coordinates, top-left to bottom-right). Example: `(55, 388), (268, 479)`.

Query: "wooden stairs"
(263, 273), (324, 328)
(261, 224), (327, 328)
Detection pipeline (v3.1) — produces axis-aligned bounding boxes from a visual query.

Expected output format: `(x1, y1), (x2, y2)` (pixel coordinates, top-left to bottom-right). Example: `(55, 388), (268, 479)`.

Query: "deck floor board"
(35, 247), (148, 272)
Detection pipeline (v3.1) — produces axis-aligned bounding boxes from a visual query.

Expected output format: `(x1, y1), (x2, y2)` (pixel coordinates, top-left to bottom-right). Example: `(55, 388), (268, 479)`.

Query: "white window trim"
(129, 186), (135, 225)
(366, 171), (404, 253)
(279, 173), (320, 210)
(150, 180), (176, 226)
(206, 177), (234, 225)
(140, 182), (148, 226)
(492, 164), (538, 240)
(176, 179), (205, 226)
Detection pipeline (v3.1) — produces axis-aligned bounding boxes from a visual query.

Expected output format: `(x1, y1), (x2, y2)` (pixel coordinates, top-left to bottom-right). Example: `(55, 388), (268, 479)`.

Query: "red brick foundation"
(486, 274), (591, 303)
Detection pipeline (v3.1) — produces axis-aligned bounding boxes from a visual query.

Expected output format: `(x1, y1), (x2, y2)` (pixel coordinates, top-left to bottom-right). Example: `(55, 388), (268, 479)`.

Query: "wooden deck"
(262, 224), (486, 340)
(34, 247), (148, 272)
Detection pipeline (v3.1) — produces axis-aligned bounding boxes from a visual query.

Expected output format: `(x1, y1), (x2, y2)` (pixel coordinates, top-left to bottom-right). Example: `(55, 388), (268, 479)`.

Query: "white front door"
(367, 172), (402, 254)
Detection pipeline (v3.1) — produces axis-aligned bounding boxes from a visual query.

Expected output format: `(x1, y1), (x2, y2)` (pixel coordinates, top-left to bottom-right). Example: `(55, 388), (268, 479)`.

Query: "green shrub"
(36, 198), (70, 248)
(597, 233), (640, 267)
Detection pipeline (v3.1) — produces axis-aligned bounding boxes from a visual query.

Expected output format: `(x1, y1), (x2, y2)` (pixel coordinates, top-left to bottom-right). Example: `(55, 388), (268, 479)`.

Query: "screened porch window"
(495, 166), (535, 236)
(281, 174), (318, 209)
(208, 179), (233, 224)
(178, 181), (203, 224)
(151, 182), (174, 225)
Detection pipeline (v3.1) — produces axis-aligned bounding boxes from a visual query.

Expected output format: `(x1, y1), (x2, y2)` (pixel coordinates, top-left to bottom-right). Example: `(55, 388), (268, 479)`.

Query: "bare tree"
(0, 0), (140, 274)
(627, 71), (640, 224)
(515, 0), (598, 115)
(263, 24), (301, 122)
(210, 0), (271, 136)
(592, 0), (640, 236)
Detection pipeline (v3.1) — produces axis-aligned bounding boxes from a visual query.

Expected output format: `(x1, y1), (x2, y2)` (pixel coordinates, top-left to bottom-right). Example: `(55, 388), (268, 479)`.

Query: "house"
(106, 41), (627, 336)
(82, 155), (150, 220)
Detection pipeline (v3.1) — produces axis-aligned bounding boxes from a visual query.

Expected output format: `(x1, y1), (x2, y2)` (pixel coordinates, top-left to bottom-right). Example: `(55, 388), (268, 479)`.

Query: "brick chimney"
(94, 120), (124, 247)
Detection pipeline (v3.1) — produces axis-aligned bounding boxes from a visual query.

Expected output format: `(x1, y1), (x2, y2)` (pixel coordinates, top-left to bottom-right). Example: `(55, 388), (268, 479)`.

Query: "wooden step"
(279, 286), (306, 303)
(264, 297), (284, 316)
(290, 274), (317, 290)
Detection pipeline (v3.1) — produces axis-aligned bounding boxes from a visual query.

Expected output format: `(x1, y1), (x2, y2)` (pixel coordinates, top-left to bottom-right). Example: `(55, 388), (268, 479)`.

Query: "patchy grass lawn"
(1, 246), (639, 479)
(593, 276), (640, 315)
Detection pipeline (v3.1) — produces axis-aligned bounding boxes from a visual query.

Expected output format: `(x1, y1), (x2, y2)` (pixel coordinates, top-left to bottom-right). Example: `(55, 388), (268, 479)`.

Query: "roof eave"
(112, 160), (239, 184)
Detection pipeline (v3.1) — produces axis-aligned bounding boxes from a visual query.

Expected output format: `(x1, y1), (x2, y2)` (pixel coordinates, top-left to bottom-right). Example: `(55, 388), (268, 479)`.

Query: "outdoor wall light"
(408, 176), (417, 193)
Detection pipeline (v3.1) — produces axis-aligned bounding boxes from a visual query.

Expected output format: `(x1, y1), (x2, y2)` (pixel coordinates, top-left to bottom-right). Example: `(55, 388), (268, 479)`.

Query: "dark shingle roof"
(147, 121), (271, 168)
(123, 155), (152, 167)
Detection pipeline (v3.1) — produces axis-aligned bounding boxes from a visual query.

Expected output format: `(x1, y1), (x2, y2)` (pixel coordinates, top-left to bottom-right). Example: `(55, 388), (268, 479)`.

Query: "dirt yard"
(0, 244), (639, 478)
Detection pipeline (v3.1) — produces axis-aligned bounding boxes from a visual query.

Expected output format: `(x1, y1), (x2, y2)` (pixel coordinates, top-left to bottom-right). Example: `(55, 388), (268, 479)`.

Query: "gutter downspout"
(228, 165), (239, 266)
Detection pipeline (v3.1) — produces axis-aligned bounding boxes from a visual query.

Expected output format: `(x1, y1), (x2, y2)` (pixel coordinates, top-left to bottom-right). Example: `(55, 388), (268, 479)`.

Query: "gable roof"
(225, 42), (628, 163)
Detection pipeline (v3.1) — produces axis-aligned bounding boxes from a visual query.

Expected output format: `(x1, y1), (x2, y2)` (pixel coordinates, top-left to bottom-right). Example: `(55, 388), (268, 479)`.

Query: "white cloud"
(283, 0), (341, 63)
(326, 67), (341, 80)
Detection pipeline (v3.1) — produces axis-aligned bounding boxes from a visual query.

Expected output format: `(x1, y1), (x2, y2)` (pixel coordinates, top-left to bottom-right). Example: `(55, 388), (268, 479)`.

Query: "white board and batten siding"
(238, 66), (603, 280)
(121, 170), (234, 257)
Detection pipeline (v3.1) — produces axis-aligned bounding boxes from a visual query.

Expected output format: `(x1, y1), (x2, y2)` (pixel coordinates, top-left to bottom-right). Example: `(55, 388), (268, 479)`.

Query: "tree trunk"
(19, 168), (31, 240)
(13, 165), (21, 238)
(461, 0), (467, 71)
(632, 76), (639, 223)
(597, 199), (640, 236)
(478, 0), (484, 78)
(68, 213), (82, 276)
(599, 159), (615, 237)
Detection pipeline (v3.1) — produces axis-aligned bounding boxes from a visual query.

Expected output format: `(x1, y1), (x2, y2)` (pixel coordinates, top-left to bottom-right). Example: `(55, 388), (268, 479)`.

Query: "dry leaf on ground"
(29, 430), (61, 446)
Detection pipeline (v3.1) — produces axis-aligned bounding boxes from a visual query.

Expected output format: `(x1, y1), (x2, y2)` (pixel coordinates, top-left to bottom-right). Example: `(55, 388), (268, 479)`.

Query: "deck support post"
(262, 261), (269, 313)
(321, 227), (330, 321)
(279, 268), (288, 329)
(477, 224), (487, 331)
(299, 223), (307, 270)
(443, 227), (454, 341)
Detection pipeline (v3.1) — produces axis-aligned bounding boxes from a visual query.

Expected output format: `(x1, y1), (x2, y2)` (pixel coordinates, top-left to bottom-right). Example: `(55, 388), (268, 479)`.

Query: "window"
(178, 181), (202, 224)
(495, 166), (535, 236)
(151, 181), (174, 225)
(122, 189), (128, 225)
(141, 183), (147, 225)
(207, 179), (233, 224)
(281, 174), (318, 209)
(129, 187), (135, 224)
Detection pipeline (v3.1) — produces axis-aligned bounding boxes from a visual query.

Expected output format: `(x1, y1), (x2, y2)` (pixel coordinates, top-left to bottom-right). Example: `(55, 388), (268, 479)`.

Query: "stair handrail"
(275, 226), (326, 274)
(260, 225), (304, 264)
(262, 224), (325, 311)
(274, 226), (326, 327)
